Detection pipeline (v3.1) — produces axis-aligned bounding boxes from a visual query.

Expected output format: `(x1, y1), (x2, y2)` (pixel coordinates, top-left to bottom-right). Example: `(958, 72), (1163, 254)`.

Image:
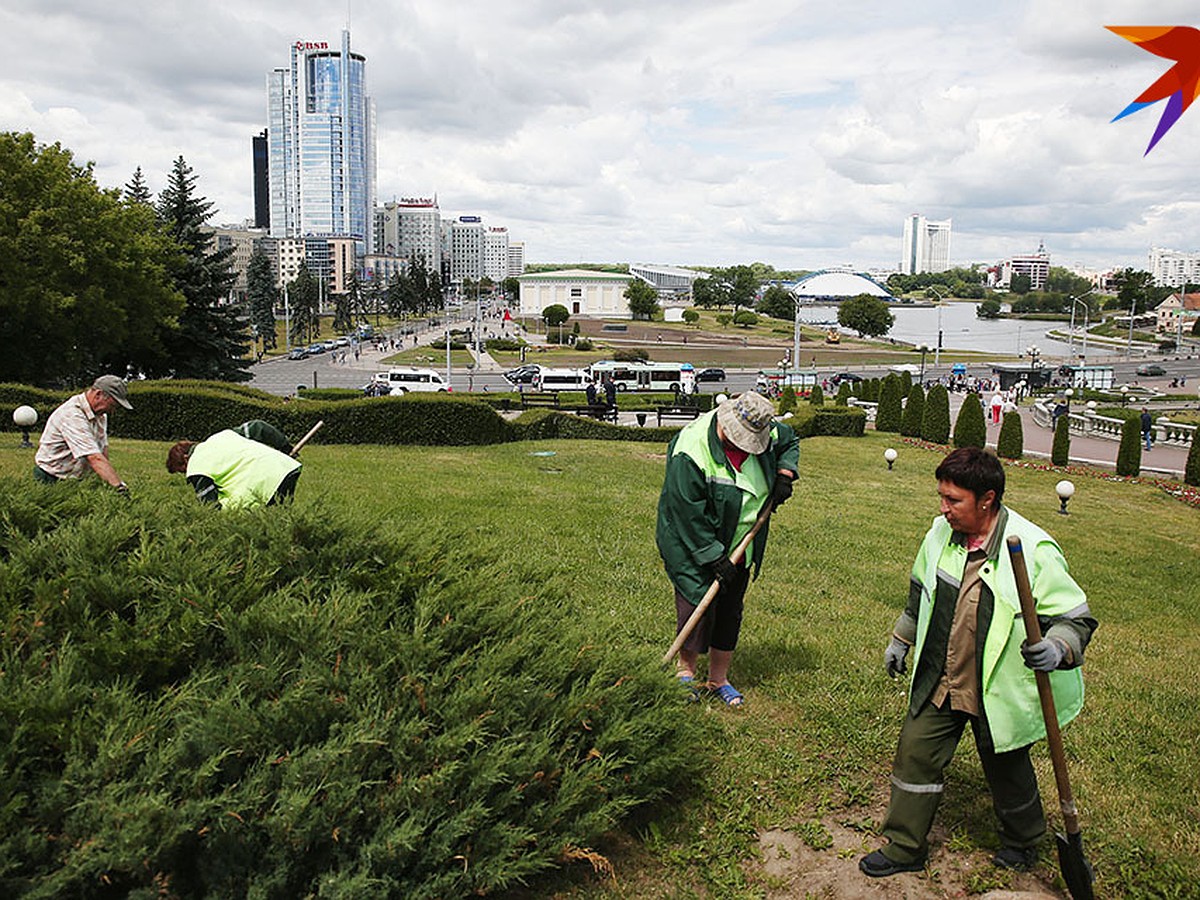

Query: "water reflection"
(796, 301), (1114, 357)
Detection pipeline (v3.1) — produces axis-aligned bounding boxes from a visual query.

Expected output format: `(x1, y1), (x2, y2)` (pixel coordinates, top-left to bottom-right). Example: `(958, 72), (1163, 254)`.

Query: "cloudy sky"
(3, 0), (1197, 272)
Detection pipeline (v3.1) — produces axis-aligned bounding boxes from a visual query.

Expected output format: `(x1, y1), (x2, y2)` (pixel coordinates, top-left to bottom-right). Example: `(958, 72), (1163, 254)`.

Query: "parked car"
(287, 347), (309, 361)
(696, 367), (727, 382)
(831, 372), (864, 385)
(306, 343), (325, 355)
(320, 340), (338, 352)
(1136, 363), (1166, 376)
(504, 364), (540, 385)
(334, 337), (351, 347)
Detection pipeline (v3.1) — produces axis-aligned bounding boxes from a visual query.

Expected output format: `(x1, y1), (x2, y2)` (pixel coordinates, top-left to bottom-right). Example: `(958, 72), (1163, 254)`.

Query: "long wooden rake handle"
(289, 420), (324, 457)
(662, 502), (774, 664)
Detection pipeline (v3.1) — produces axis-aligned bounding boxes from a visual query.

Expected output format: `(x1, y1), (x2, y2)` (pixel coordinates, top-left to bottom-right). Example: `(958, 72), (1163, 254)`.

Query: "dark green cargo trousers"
(880, 701), (1046, 864)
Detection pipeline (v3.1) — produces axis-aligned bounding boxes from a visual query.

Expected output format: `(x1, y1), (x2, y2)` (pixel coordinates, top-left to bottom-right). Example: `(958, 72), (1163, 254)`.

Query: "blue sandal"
(711, 683), (744, 706)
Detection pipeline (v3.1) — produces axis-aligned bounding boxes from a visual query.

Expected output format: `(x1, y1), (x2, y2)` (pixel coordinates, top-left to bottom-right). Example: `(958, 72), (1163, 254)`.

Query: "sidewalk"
(944, 396), (1190, 478)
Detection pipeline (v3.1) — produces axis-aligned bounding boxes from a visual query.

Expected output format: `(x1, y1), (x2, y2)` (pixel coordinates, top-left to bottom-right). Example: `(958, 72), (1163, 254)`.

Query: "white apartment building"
(445, 216), (484, 284)
(271, 237), (307, 288)
(900, 214), (952, 274)
(508, 241), (526, 278)
(998, 240), (1050, 291)
(483, 227), (510, 282)
(211, 224), (268, 302)
(1149, 247), (1200, 288)
(376, 198), (442, 272)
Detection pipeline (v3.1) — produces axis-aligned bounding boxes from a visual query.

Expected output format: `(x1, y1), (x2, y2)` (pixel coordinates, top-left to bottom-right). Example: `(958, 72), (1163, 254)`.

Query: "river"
(796, 301), (1116, 358)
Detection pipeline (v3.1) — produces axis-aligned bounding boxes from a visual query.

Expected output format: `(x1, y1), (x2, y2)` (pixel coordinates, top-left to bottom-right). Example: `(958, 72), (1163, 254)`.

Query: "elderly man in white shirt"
(34, 375), (132, 493)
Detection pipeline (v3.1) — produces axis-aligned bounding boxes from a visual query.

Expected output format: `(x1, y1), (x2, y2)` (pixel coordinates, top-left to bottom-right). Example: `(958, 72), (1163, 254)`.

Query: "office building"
(508, 241), (526, 278)
(376, 198), (441, 271)
(252, 131), (269, 229)
(445, 216), (484, 284)
(900, 214), (952, 274)
(483, 227), (510, 282)
(1000, 240), (1050, 291)
(267, 31), (376, 254)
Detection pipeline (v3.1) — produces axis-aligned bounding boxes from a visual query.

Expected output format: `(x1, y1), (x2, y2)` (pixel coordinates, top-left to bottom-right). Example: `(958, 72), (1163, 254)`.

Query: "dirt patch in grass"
(754, 819), (1063, 899)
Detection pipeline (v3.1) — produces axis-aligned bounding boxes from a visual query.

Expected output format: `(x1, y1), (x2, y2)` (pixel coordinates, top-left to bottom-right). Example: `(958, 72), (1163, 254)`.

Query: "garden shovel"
(1006, 535), (1095, 900)
(662, 501), (774, 665)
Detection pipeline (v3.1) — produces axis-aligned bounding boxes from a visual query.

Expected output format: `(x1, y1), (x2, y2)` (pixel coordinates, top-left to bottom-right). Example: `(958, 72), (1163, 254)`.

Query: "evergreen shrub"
(786, 406), (866, 438)
(900, 385), (925, 437)
(1051, 415), (1071, 466)
(835, 382), (850, 406)
(1115, 416), (1142, 477)
(996, 410), (1024, 459)
(779, 385), (797, 414)
(0, 486), (703, 897)
(808, 384), (824, 406)
(485, 338), (522, 351)
(920, 384), (951, 444)
(875, 378), (903, 433)
(1185, 435), (1200, 487)
(511, 409), (676, 443)
(952, 392), (987, 449)
(296, 387), (365, 402)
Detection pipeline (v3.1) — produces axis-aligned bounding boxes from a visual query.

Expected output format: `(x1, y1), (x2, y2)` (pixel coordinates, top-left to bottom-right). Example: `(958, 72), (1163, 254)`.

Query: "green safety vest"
(187, 430), (301, 511)
(909, 509), (1086, 753)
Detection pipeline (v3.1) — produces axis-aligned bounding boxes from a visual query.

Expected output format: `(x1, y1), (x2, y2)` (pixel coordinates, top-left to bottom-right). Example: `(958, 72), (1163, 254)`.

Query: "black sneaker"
(992, 846), (1038, 870)
(858, 849), (925, 877)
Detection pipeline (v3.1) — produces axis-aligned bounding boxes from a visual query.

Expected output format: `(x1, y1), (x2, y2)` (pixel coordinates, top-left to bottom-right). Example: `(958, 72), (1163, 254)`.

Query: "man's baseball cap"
(93, 375), (132, 410)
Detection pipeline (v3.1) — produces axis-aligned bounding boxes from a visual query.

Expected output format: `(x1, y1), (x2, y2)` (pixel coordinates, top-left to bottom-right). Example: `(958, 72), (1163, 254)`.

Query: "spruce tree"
(921, 384), (951, 444)
(996, 410), (1024, 459)
(157, 156), (251, 381)
(901, 384), (925, 437)
(1051, 414), (1071, 466)
(124, 166), (153, 205)
(1185, 434), (1200, 487)
(333, 271), (356, 335)
(1115, 415), (1142, 477)
(953, 392), (987, 449)
(875, 377), (903, 433)
(246, 250), (277, 352)
(809, 383), (825, 406)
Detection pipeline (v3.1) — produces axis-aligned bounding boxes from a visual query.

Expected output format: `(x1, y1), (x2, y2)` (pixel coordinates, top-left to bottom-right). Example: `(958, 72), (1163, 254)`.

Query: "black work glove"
(710, 556), (739, 586)
(770, 473), (794, 509)
(115, 481), (131, 498)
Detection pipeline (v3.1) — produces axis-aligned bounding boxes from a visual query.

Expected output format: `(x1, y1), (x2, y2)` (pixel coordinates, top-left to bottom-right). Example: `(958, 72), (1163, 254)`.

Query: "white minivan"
(373, 367), (451, 394)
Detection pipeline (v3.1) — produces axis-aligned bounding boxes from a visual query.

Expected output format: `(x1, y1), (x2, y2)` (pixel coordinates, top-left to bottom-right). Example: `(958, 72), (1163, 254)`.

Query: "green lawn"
(3, 432), (1196, 897)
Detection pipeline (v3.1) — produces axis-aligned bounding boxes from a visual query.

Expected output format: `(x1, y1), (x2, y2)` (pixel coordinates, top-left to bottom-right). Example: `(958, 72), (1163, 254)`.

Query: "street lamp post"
(927, 286), (946, 366)
(1067, 290), (1093, 365)
(918, 344), (931, 384)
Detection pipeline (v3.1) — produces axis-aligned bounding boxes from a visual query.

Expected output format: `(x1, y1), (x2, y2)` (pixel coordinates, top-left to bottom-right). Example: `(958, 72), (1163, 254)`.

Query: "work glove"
(710, 556), (739, 586)
(115, 481), (131, 498)
(769, 473), (794, 510)
(1020, 637), (1066, 672)
(885, 637), (910, 678)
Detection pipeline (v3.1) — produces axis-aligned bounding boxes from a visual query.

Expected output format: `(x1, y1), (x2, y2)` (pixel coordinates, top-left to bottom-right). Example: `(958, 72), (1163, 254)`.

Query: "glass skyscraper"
(267, 30), (376, 254)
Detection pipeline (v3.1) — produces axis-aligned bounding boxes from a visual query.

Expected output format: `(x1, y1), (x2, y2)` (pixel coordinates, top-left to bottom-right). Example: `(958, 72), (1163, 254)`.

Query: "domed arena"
(790, 267), (892, 300)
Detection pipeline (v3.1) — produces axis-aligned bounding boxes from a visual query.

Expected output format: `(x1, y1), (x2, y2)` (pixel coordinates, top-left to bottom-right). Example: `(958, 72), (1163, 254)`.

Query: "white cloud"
(2, 0), (1197, 269)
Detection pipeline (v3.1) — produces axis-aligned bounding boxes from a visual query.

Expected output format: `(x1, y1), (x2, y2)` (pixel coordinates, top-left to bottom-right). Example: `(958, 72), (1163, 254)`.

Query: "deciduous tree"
(837, 294), (895, 338)
(625, 279), (660, 320)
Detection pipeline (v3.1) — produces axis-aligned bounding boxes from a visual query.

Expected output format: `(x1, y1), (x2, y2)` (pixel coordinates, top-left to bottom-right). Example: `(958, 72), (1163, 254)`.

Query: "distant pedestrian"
(989, 392), (1004, 425)
(603, 378), (617, 407)
(1140, 408), (1154, 451)
(586, 381), (598, 405)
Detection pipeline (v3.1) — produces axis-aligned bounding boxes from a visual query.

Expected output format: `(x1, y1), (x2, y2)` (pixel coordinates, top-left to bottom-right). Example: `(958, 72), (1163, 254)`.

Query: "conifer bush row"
(807, 383), (824, 406)
(835, 381), (851, 406)
(952, 392), (987, 449)
(920, 384), (951, 444)
(0, 483), (702, 898)
(1115, 415), (1143, 477)
(996, 410), (1024, 459)
(900, 385), (925, 437)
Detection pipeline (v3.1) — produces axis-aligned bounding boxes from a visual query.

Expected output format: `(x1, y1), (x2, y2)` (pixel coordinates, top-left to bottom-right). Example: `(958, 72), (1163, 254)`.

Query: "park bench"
(520, 392), (560, 409)
(571, 404), (618, 423)
(656, 405), (702, 427)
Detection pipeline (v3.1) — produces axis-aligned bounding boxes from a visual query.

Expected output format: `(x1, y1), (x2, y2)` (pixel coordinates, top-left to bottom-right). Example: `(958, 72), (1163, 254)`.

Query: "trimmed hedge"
(785, 405), (867, 438)
(875, 377), (903, 433)
(996, 410), (1024, 459)
(0, 483), (702, 897)
(952, 392), (987, 449)
(1116, 415), (1142, 477)
(1051, 415), (1071, 466)
(920, 384), (951, 444)
(900, 385), (925, 437)
(511, 409), (677, 443)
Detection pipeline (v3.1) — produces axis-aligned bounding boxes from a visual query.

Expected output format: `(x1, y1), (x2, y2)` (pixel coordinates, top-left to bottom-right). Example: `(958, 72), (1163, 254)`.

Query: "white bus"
(372, 367), (450, 394)
(586, 360), (689, 392)
(532, 367), (590, 392)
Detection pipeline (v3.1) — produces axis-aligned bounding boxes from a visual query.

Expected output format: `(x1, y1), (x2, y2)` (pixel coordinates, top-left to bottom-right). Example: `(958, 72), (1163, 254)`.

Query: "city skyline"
(3, 0), (1199, 271)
